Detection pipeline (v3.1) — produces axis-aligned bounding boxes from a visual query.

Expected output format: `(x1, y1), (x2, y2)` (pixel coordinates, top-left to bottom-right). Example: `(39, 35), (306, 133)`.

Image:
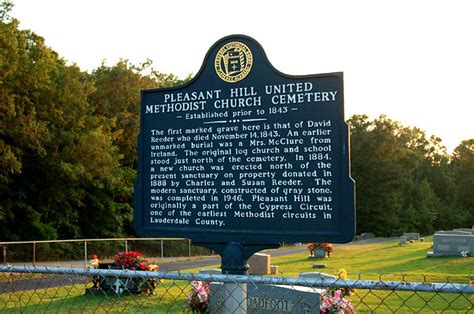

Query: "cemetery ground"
(1, 237), (473, 313)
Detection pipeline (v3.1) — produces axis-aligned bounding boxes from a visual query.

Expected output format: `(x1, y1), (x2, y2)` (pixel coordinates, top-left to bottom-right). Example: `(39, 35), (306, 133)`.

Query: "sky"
(11, 0), (474, 153)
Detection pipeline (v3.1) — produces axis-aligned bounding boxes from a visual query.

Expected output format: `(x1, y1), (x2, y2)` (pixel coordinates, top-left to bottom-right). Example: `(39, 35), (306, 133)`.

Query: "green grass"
(272, 238), (473, 283)
(1, 238), (473, 313)
(0, 280), (190, 313)
(270, 238), (474, 313)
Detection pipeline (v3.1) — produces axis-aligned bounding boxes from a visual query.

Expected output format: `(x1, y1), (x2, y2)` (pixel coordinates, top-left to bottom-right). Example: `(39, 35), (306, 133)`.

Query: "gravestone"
(403, 233), (420, 241)
(248, 253), (271, 275)
(315, 248), (327, 258)
(309, 248), (327, 259)
(453, 228), (474, 235)
(399, 236), (407, 245)
(428, 233), (474, 257)
(360, 232), (375, 241)
(210, 282), (321, 313)
(199, 269), (222, 275)
(435, 230), (472, 236)
(299, 271), (336, 280)
(270, 265), (279, 275)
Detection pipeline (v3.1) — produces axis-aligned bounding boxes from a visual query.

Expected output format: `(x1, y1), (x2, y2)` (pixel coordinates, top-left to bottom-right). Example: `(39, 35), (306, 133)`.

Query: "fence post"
(84, 241), (88, 268)
(188, 239), (192, 259)
(125, 240), (128, 252)
(161, 240), (164, 260)
(208, 242), (278, 314)
(220, 242), (249, 314)
(2, 245), (6, 265)
(32, 241), (36, 266)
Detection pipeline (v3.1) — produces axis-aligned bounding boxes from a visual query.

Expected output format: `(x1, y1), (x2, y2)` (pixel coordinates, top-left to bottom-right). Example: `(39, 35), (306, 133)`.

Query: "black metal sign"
(134, 35), (355, 244)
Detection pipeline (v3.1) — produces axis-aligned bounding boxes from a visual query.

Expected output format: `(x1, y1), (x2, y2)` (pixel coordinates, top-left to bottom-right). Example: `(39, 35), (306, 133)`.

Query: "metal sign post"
(198, 242), (278, 313)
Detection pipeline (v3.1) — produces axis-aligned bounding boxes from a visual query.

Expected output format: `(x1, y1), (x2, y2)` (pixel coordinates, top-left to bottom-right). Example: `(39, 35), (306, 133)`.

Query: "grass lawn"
(0, 238), (473, 313)
(270, 238), (474, 313)
(0, 279), (191, 313)
(272, 238), (473, 283)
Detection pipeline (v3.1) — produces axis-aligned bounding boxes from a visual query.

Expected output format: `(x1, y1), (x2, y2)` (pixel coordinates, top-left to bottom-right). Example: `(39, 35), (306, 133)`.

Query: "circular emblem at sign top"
(215, 42), (253, 83)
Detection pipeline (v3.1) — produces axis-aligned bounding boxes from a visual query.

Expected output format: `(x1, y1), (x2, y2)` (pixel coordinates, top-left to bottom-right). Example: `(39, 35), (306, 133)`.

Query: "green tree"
(89, 59), (188, 168)
(86, 60), (188, 236)
(451, 139), (474, 226)
(349, 115), (448, 236)
(1, 12), (52, 238)
(0, 11), (131, 240)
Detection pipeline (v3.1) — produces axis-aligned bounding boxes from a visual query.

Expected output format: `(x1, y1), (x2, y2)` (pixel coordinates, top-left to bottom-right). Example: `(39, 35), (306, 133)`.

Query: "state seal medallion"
(215, 42), (253, 83)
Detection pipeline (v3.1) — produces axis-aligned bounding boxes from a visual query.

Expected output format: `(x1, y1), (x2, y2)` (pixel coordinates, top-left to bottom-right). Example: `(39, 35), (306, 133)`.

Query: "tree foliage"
(451, 139), (474, 226)
(0, 11), (185, 240)
(88, 59), (187, 168)
(348, 115), (468, 236)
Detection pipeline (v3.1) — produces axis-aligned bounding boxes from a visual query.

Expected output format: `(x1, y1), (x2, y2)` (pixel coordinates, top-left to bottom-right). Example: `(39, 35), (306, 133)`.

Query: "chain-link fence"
(0, 266), (473, 313)
(1, 238), (216, 265)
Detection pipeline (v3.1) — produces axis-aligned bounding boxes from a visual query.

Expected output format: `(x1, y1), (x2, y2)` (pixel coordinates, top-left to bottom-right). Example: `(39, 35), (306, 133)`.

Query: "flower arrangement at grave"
(320, 268), (356, 313)
(337, 268), (355, 296)
(89, 254), (100, 269)
(338, 269), (348, 280)
(324, 243), (335, 256)
(187, 280), (210, 313)
(308, 243), (334, 257)
(113, 251), (160, 294)
(320, 288), (355, 313)
(88, 254), (101, 288)
(140, 259), (160, 295)
(85, 251), (160, 294)
(113, 251), (149, 270)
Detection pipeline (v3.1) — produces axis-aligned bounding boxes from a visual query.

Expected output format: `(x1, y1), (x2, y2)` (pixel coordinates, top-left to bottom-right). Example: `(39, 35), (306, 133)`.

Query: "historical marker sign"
(134, 35), (355, 244)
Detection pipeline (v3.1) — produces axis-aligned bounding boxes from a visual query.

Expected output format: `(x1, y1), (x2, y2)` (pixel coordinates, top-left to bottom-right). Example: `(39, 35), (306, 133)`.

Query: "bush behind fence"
(0, 266), (473, 313)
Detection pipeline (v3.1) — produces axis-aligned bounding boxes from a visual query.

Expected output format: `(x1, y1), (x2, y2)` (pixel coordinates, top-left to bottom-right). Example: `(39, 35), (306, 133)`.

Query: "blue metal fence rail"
(1, 266), (473, 295)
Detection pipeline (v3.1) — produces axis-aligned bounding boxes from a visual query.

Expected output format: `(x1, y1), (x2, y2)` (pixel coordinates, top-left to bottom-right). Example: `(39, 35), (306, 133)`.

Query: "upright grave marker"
(134, 35), (355, 275)
(428, 228), (474, 257)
